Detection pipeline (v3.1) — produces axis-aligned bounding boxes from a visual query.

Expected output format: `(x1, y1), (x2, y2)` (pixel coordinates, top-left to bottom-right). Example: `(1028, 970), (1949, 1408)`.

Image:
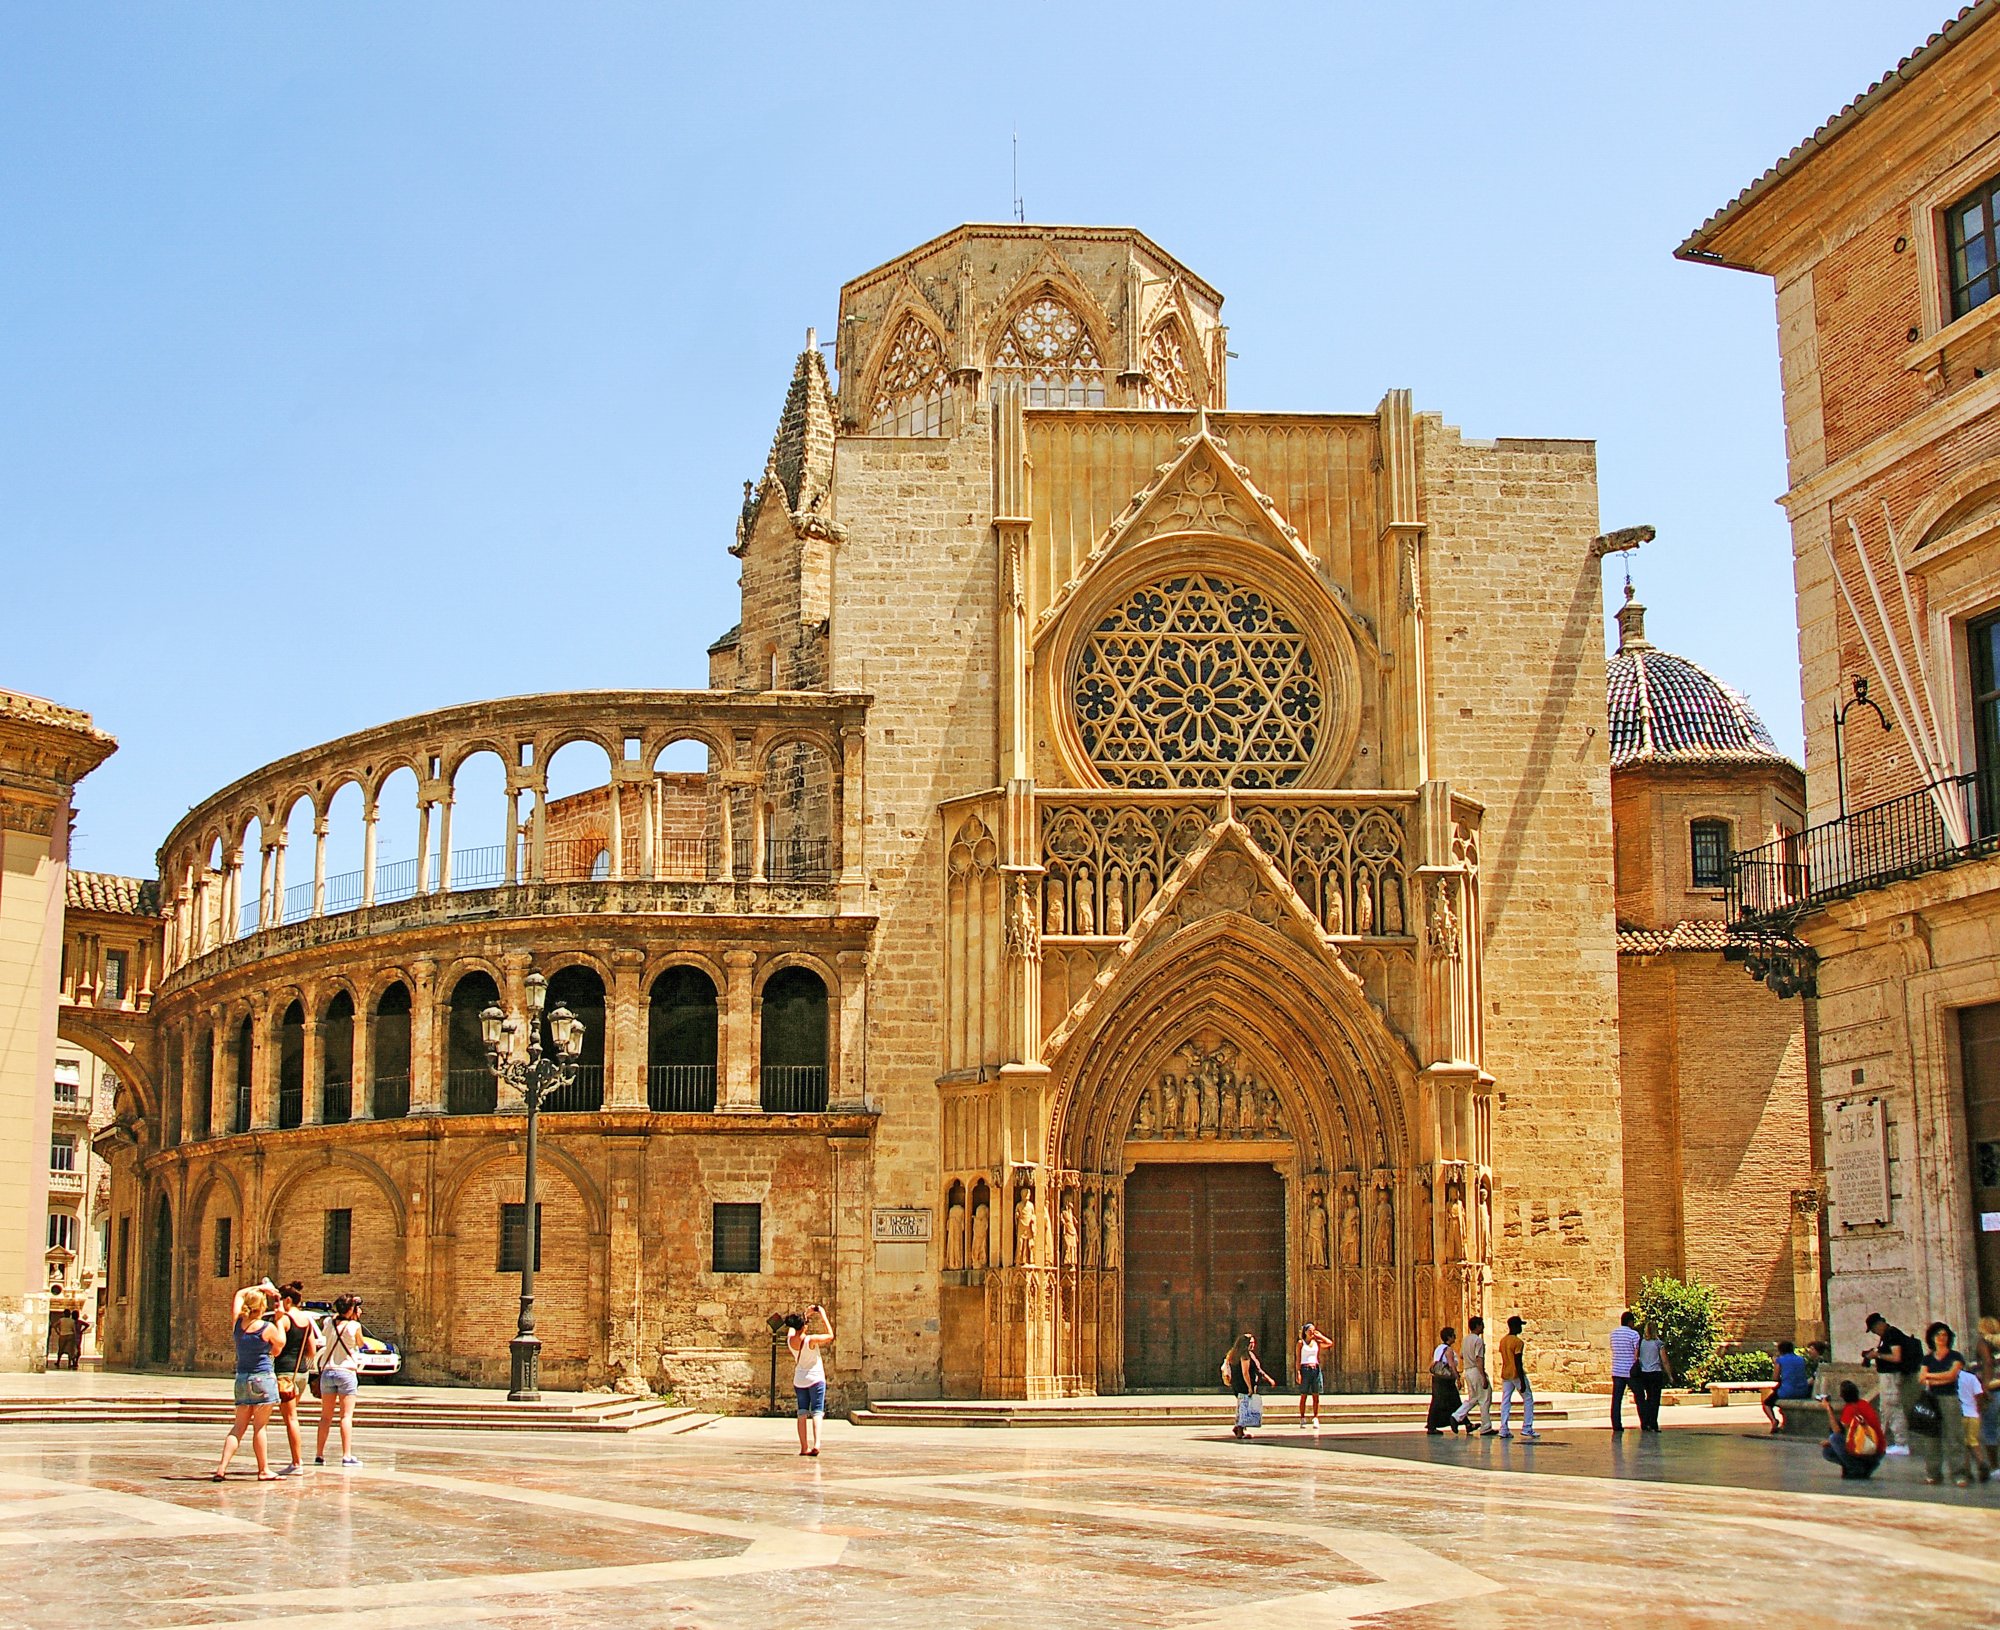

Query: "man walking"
(1454, 1315), (1491, 1434)
(1496, 1314), (1539, 1439)
(1863, 1313), (1922, 1456)
(1609, 1310), (1639, 1433)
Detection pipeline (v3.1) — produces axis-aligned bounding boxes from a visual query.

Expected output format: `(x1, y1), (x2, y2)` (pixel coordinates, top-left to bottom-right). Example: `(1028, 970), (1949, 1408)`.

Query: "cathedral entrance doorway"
(1122, 1162), (1285, 1390)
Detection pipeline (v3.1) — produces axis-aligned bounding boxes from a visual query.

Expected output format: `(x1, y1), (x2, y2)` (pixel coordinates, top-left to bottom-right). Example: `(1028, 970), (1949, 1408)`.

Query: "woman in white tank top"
(787, 1304), (834, 1457)
(1296, 1323), (1330, 1429)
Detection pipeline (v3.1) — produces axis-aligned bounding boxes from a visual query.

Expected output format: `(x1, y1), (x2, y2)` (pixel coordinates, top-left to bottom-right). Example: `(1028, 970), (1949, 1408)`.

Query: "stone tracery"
(868, 314), (952, 436)
(991, 293), (1106, 407)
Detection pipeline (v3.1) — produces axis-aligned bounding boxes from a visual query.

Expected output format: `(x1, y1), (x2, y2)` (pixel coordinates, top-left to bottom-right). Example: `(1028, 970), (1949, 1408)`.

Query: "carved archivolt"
(1127, 1038), (1288, 1141)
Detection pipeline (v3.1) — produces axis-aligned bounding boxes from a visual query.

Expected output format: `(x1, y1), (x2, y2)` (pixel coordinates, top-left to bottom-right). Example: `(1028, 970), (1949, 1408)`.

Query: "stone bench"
(1707, 1381), (1774, 1406)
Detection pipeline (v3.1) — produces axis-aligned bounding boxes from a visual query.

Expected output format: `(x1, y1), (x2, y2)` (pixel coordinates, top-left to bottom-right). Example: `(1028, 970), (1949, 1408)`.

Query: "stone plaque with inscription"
(871, 1207), (933, 1242)
(1831, 1098), (1890, 1228)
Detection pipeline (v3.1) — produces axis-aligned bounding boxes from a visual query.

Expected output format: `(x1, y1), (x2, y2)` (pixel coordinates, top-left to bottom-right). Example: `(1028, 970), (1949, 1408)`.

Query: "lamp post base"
(508, 1334), (542, 1403)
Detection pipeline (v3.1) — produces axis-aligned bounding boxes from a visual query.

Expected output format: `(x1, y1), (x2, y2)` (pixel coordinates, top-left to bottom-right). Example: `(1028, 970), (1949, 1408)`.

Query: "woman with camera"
(787, 1303), (834, 1457)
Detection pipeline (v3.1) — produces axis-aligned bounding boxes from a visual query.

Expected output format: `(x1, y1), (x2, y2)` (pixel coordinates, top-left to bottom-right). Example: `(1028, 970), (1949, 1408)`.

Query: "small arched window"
(649, 966), (719, 1111)
(1689, 819), (1731, 890)
(868, 315), (952, 436)
(446, 972), (500, 1114)
(321, 990), (354, 1124)
(372, 982), (411, 1118)
(991, 292), (1105, 408)
(1143, 317), (1196, 409)
(276, 1001), (305, 1129)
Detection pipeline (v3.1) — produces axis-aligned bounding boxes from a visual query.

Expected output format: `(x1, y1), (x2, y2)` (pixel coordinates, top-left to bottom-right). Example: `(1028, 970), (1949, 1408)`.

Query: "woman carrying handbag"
(268, 1282), (318, 1477)
(1222, 1333), (1275, 1440)
(1426, 1327), (1463, 1434)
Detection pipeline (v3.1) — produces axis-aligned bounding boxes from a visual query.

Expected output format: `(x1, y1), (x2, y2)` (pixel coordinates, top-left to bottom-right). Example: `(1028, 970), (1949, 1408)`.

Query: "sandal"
(257, 1472), (279, 1482)
(210, 1471), (226, 1482)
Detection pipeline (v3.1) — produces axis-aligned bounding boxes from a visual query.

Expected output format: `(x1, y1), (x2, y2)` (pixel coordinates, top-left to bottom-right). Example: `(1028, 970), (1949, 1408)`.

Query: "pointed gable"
(735, 336), (840, 556)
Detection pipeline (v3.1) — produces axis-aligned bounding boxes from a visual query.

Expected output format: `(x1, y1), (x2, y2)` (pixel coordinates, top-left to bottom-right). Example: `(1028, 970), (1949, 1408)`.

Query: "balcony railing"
(761, 1064), (828, 1113)
(647, 1063), (718, 1112)
(46, 1169), (84, 1196)
(1729, 772), (2000, 930)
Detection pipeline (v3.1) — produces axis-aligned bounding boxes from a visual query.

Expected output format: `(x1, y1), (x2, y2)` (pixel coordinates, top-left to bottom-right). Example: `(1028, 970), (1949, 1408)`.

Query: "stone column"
(606, 779), (624, 881)
(302, 994), (324, 1126)
(354, 997), (376, 1120)
(607, 949), (646, 1109)
(529, 778), (548, 881)
(437, 795), (455, 892)
(269, 839), (287, 927)
(249, 996), (277, 1131)
(833, 950), (867, 1111)
(361, 806), (378, 907)
(409, 956), (442, 1115)
(415, 798), (433, 895)
(720, 949), (758, 1111)
(311, 816), (328, 917)
(217, 1011), (242, 1136)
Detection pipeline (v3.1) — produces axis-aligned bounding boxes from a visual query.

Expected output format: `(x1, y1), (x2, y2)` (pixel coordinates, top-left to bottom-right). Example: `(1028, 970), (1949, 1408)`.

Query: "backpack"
(1844, 1409), (1882, 1459)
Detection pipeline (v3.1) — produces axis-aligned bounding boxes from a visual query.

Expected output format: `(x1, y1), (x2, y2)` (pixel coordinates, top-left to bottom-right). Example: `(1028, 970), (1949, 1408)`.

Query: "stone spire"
(1615, 580), (1651, 654)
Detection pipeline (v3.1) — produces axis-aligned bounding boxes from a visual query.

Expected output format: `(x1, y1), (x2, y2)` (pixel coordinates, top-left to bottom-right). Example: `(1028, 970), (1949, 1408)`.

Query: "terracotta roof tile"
(65, 870), (160, 917)
(1618, 920), (1732, 955)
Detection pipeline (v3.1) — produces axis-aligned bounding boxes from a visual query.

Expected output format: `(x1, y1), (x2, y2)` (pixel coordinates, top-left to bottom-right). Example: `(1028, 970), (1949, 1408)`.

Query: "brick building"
(1606, 592), (1817, 1345)
(48, 224), (1819, 1398)
(1681, 4), (2000, 1345)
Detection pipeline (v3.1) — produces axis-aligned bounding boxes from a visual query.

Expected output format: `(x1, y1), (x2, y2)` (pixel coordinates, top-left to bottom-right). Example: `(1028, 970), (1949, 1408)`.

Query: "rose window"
(991, 294), (1106, 407)
(1073, 575), (1324, 788)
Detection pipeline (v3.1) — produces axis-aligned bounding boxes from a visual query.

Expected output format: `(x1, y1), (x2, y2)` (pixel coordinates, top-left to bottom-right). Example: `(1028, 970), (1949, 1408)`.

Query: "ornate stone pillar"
(301, 992), (324, 1126)
(354, 995), (376, 1120)
(719, 949), (758, 1111)
(248, 995), (277, 1131)
(832, 949), (867, 1111)
(408, 956), (441, 1115)
(607, 950), (646, 1109)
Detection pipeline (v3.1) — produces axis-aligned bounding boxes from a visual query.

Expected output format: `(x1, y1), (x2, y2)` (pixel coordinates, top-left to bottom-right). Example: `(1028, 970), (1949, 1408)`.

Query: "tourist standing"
(1916, 1321), (1970, 1487)
(1634, 1318), (1674, 1432)
(1955, 1363), (1987, 1483)
(1608, 1311), (1639, 1433)
(1296, 1323), (1329, 1430)
(1819, 1379), (1884, 1479)
(312, 1294), (366, 1469)
(212, 1287), (284, 1481)
(1863, 1312), (1922, 1455)
(1223, 1332), (1275, 1440)
(1426, 1327), (1462, 1435)
(1495, 1315), (1539, 1439)
(787, 1303), (833, 1457)
(1761, 1340), (1812, 1432)
(269, 1282), (318, 1477)
(1453, 1316), (1491, 1434)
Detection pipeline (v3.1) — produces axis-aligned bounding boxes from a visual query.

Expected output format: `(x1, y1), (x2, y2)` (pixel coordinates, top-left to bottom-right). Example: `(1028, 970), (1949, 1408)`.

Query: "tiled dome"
(1606, 597), (1792, 770)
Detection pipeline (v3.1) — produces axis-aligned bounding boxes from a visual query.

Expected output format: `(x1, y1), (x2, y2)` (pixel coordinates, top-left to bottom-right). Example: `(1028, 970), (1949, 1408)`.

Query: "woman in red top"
(1820, 1379), (1884, 1480)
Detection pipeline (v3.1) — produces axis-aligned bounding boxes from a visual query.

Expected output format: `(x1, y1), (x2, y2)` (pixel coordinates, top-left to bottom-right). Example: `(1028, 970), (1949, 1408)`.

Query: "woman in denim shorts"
(313, 1294), (367, 1469)
(787, 1304), (834, 1457)
(212, 1287), (285, 1480)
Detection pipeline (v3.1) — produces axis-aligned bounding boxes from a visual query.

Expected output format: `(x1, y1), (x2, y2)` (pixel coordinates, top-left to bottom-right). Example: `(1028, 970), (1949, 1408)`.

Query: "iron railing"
(320, 1079), (353, 1124)
(647, 1063), (718, 1112)
(1729, 772), (2000, 930)
(370, 1073), (410, 1119)
(445, 1068), (497, 1115)
(761, 1064), (828, 1113)
(543, 1064), (605, 1113)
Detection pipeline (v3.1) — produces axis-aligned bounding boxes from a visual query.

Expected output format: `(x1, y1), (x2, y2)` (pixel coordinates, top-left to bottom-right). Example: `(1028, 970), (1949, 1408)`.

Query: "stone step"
(852, 1395), (1571, 1429)
(0, 1396), (716, 1434)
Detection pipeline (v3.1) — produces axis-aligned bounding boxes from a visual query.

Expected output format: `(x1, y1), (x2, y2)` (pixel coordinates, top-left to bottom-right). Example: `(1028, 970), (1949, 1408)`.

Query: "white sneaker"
(1497, 1430), (1512, 1438)
(1519, 1428), (1541, 1439)
(279, 1463), (306, 1478)
(340, 1456), (362, 1468)
(1885, 1445), (1911, 1456)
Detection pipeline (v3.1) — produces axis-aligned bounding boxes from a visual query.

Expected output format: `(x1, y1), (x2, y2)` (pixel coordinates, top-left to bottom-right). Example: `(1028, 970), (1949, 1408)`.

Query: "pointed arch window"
(868, 315), (952, 436)
(1143, 318), (1196, 409)
(991, 293), (1105, 407)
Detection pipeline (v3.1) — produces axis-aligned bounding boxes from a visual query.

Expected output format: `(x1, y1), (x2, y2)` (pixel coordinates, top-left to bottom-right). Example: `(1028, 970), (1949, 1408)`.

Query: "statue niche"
(1127, 1041), (1290, 1143)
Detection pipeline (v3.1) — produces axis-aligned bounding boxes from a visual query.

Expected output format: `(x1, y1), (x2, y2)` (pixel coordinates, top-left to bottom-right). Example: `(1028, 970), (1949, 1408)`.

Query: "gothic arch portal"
(1031, 913), (1426, 1394)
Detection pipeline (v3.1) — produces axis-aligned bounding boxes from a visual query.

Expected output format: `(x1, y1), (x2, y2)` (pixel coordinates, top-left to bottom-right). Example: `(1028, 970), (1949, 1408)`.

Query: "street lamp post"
(480, 970), (584, 1403)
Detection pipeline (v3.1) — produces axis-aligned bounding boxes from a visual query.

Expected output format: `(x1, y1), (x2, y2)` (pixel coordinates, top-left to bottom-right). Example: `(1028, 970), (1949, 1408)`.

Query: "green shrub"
(1633, 1274), (1725, 1387)
(1700, 1349), (1776, 1386)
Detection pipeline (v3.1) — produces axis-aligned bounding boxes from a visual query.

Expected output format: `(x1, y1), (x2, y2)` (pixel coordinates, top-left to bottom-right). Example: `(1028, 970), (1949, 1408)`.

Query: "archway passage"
(1122, 1162), (1284, 1390)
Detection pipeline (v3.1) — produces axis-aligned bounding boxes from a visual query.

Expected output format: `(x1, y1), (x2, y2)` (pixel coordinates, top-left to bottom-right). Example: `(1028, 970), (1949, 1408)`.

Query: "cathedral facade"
(78, 225), (1653, 1400)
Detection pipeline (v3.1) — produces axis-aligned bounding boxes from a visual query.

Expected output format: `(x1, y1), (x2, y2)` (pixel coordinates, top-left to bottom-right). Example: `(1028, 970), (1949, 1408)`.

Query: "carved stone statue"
(1100, 1192), (1118, 1264)
(1045, 877), (1066, 935)
(1060, 1194), (1079, 1266)
(1326, 884), (1344, 935)
(1372, 1187), (1395, 1265)
(1132, 1088), (1157, 1137)
(1477, 1173), (1492, 1256)
(1006, 876), (1040, 962)
(1355, 877), (1375, 936)
(1014, 1187), (1036, 1264)
(1444, 1177), (1466, 1263)
(1339, 1186), (1362, 1268)
(1080, 1192), (1098, 1267)
(1381, 877), (1404, 936)
(1105, 876), (1126, 934)
(1416, 1179), (1434, 1265)
(945, 1196), (966, 1270)
(971, 1197), (990, 1268)
(1073, 879), (1095, 935)
(1221, 1076), (1241, 1135)
(1179, 1073), (1200, 1139)
(1306, 1189), (1330, 1269)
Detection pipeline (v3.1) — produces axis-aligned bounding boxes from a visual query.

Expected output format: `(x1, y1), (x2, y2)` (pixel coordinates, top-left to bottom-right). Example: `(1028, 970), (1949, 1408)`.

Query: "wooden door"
(1123, 1162), (1286, 1390)
(1961, 1004), (2000, 1315)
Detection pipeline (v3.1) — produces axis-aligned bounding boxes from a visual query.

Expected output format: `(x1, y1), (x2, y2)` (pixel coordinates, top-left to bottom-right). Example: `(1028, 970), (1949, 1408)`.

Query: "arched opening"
(278, 795), (315, 926)
(191, 1026), (214, 1141)
(145, 1194), (173, 1366)
(233, 1014), (253, 1133)
(760, 740), (835, 881)
(320, 780), (368, 915)
(990, 290), (1105, 407)
(542, 965), (605, 1112)
(372, 983), (412, 1118)
(372, 766), (422, 904)
(868, 313), (952, 436)
(276, 1001), (305, 1128)
(448, 749), (510, 891)
(446, 972), (500, 1114)
(652, 737), (722, 880)
(539, 739), (617, 882)
(648, 965), (718, 1110)
(236, 814), (263, 936)
(760, 967), (827, 1111)
(321, 990), (355, 1123)
(163, 1033), (184, 1147)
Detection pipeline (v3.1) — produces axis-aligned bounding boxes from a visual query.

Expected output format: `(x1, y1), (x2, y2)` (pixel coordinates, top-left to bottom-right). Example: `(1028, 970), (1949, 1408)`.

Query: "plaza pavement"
(0, 1400), (1993, 1627)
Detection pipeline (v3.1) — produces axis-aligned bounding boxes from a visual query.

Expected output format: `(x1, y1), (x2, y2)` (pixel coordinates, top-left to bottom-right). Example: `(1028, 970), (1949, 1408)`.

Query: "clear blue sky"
(1, 3), (1952, 876)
